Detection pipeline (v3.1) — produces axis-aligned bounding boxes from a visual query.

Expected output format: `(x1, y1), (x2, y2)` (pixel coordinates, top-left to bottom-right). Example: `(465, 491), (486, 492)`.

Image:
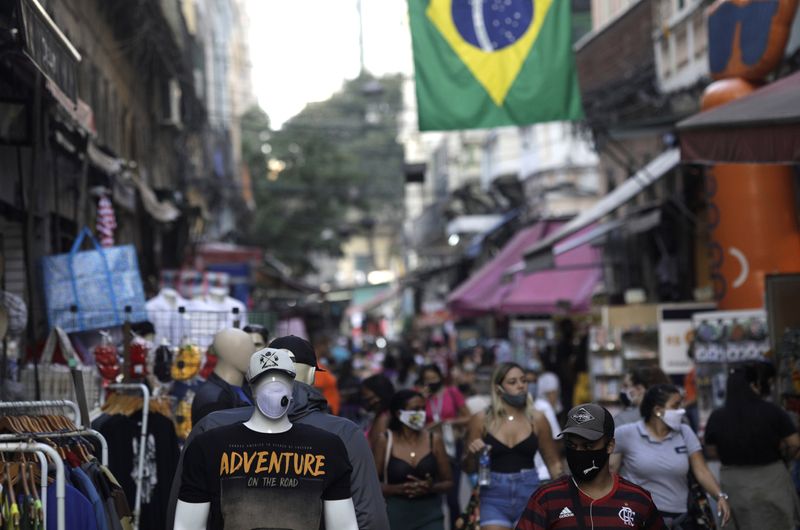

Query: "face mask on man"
(661, 408), (686, 431)
(527, 383), (538, 400)
(398, 410), (427, 431)
(255, 379), (293, 419)
(565, 445), (609, 483)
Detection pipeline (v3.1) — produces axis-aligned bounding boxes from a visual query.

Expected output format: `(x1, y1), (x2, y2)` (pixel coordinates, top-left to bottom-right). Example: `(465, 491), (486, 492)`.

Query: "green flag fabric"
(408, 0), (583, 131)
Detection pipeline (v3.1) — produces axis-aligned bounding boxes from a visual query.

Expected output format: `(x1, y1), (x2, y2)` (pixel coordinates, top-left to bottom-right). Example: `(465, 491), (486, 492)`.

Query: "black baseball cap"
(558, 403), (614, 441)
(268, 335), (326, 371)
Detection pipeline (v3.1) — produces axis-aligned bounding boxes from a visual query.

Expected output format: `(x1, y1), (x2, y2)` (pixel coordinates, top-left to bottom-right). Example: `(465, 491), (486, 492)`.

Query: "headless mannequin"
(208, 286), (227, 306)
(211, 328), (252, 387)
(174, 370), (359, 530)
(161, 287), (180, 308)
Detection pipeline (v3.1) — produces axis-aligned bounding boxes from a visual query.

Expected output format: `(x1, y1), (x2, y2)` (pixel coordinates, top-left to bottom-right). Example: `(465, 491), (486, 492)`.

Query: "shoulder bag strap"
(383, 430), (393, 485)
(568, 479), (589, 530)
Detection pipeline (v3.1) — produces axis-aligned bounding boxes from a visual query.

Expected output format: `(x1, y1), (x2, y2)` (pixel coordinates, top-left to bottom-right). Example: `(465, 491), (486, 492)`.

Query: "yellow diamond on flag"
(426, 0), (554, 106)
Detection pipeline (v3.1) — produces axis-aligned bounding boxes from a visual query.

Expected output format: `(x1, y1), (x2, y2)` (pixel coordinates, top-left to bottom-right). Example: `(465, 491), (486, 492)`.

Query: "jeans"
(479, 469), (540, 527)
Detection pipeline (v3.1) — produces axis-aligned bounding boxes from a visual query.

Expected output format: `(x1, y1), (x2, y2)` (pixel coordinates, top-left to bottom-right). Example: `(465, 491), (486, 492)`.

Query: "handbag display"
(21, 326), (101, 407)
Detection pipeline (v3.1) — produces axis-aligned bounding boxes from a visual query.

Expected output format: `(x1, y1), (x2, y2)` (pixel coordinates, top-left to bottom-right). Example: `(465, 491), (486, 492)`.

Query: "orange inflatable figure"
(702, 0), (800, 309)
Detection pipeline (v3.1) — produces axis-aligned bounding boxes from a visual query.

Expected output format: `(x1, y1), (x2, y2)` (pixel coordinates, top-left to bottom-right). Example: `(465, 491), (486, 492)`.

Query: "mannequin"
(174, 348), (359, 530)
(205, 286), (248, 328)
(191, 328), (254, 424)
(146, 288), (189, 345)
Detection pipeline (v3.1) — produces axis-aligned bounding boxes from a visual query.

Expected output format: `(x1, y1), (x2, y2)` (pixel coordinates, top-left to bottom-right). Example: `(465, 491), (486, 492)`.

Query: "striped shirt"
(516, 474), (665, 529)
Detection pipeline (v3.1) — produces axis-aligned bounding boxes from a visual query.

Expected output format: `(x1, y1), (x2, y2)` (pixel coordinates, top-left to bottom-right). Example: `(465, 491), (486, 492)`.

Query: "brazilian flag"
(408, 0), (583, 131)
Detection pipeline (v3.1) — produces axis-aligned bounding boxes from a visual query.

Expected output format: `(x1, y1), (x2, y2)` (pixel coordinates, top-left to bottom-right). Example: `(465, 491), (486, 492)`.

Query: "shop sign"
(17, 0), (81, 101)
(658, 304), (715, 374)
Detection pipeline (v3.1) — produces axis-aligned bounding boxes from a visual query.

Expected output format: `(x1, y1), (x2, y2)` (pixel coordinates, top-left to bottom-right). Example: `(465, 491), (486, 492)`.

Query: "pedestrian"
(610, 384), (731, 527)
(362, 373), (396, 449)
(464, 362), (563, 530)
(705, 364), (800, 530)
(615, 366), (671, 427)
(373, 389), (453, 530)
(418, 363), (471, 525)
(536, 372), (563, 422)
(526, 368), (561, 482)
(516, 403), (665, 529)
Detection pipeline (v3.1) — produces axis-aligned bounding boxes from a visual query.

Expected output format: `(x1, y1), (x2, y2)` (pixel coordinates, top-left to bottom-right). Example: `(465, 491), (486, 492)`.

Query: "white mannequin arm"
(174, 500), (210, 530)
(323, 498), (358, 530)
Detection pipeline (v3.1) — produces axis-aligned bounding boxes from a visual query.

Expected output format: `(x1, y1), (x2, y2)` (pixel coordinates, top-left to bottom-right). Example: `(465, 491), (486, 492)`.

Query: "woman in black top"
(705, 364), (800, 530)
(373, 389), (453, 530)
(465, 362), (562, 530)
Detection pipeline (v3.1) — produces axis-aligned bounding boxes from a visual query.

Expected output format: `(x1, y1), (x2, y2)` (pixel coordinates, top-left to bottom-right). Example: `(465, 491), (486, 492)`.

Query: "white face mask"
(255, 379), (293, 419)
(398, 410), (427, 431)
(661, 408), (686, 431)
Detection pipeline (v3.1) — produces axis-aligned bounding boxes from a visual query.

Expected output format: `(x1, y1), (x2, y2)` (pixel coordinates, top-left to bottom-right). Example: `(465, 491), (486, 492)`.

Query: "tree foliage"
(244, 73), (405, 276)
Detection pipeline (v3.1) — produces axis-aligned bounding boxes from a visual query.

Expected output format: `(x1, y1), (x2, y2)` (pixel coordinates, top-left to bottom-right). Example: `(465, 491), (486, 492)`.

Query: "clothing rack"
(0, 442), (65, 530)
(0, 400), (82, 427)
(106, 383), (149, 530)
(0, 428), (109, 465)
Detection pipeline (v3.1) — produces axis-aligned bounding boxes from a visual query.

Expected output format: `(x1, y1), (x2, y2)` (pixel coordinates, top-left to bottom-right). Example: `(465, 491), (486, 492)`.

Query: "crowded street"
(2, 0), (800, 529)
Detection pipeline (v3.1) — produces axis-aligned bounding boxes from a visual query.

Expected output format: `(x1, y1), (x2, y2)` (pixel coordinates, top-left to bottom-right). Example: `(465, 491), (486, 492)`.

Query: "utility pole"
(357, 0), (365, 74)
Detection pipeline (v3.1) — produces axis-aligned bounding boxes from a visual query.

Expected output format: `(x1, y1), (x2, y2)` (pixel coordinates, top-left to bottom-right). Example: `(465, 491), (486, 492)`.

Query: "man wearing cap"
(516, 403), (664, 530)
(168, 335), (390, 530)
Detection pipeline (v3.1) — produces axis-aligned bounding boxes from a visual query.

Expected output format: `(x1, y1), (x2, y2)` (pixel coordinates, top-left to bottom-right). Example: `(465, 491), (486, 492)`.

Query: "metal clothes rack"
(0, 442), (65, 530)
(0, 429), (109, 465)
(0, 400), (82, 426)
(106, 383), (149, 530)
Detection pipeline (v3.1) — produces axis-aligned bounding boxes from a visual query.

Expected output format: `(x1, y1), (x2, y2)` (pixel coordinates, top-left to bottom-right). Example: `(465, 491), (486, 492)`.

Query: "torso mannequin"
(192, 329), (254, 424)
(175, 349), (358, 530)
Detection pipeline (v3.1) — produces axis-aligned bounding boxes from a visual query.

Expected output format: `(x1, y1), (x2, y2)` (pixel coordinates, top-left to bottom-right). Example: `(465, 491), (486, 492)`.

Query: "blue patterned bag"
(41, 227), (147, 332)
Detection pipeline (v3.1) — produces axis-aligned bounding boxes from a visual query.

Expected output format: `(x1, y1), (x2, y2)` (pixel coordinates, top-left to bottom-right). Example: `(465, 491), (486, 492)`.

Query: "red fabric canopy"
(448, 221), (601, 316)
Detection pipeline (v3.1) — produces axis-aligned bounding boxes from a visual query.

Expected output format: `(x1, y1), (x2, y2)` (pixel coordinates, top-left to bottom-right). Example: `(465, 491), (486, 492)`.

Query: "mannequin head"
(246, 347), (297, 433)
(213, 328), (255, 385)
(269, 335), (323, 386)
(243, 324), (269, 351)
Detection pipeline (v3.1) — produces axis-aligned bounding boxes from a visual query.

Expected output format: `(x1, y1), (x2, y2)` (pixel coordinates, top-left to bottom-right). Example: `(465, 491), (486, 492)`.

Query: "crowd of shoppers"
(171, 330), (800, 530)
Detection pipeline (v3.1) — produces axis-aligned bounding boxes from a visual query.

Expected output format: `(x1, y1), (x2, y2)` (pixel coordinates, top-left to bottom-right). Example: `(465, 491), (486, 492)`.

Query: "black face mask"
(619, 391), (631, 407)
(501, 391), (528, 408)
(565, 445), (609, 483)
(427, 381), (443, 394)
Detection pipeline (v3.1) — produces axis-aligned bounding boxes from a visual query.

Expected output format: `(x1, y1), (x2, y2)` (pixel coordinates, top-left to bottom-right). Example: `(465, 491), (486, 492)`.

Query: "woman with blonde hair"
(464, 362), (563, 530)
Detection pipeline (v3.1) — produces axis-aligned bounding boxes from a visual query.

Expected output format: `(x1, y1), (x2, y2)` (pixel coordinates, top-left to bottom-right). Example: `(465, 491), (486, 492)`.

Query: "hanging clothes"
(93, 411), (179, 530)
(95, 194), (117, 248)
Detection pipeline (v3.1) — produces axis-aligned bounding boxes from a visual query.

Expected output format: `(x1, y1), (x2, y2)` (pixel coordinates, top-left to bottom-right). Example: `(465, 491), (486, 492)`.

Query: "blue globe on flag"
(451, 0), (534, 51)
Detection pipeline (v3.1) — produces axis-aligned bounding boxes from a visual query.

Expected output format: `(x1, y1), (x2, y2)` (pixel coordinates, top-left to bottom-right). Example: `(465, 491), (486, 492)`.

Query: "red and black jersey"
(515, 474), (665, 530)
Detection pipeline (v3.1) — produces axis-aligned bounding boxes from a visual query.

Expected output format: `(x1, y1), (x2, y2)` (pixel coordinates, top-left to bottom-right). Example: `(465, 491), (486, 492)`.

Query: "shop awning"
(677, 71), (800, 164)
(523, 148), (680, 272)
(448, 221), (603, 316)
(500, 228), (602, 314)
(448, 222), (552, 316)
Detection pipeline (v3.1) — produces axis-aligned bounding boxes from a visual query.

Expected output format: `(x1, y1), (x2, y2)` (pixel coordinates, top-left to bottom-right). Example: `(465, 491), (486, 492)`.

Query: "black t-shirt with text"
(179, 422), (352, 529)
(705, 399), (797, 466)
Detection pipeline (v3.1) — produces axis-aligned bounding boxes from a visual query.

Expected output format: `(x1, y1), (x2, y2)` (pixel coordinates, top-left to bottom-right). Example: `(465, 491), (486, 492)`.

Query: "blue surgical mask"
(528, 383), (538, 399)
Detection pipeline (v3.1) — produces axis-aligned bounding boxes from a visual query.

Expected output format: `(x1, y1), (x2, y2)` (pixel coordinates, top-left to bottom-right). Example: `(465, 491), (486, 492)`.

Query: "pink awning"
(500, 229), (602, 314)
(448, 221), (601, 316)
(448, 222), (550, 316)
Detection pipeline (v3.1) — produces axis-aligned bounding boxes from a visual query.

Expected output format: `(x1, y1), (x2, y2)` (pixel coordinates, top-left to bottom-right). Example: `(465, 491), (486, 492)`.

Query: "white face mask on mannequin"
(661, 408), (686, 431)
(255, 379), (293, 419)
